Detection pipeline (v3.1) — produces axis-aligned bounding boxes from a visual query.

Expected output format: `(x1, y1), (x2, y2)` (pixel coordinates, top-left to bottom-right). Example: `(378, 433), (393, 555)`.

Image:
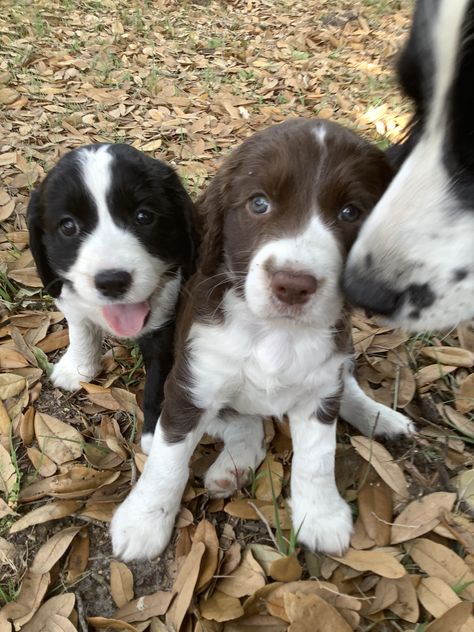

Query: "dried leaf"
(31, 525), (81, 574)
(358, 468), (392, 546)
(27, 446), (57, 477)
(21, 593), (75, 632)
(255, 454), (283, 502)
(0, 373), (27, 399)
(193, 519), (219, 592)
(115, 591), (174, 622)
(418, 576), (463, 618)
(421, 346), (474, 368)
(110, 560), (134, 608)
(331, 548), (406, 579)
(34, 411), (83, 464)
(391, 492), (457, 544)
(87, 618), (139, 631)
(200, 589), (244, 622)
(0, 443), (16, 495)
(351, 436), (408, 497)
(166, 540), (206, 630)
(416, 364), (457, 388)
(269, 555), (302, 582)
(66, 528), (89, 583)
(218, 548), (266, 598)
(456, 373), (474, 413)
(424, 602), (473, 631)
(10, 500), (83, 533)
(0, 570), (50, 628)
(283, 592), (352, 632)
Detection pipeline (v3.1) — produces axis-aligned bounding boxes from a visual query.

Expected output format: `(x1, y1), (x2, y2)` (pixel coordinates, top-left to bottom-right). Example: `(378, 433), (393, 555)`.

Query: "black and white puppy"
(345, 0), (474, 330)
(27, 144), (196, 444)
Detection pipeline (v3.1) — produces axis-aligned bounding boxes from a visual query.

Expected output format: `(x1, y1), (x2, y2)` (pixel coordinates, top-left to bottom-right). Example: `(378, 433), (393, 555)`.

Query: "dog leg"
(290, 414), (352, 556)
(340, 372), (416, 437)
(204, 414), (266, 498)
(138, 323), (175, 454)
(51, 316), (102, 391)
(111, 420), (203, 561)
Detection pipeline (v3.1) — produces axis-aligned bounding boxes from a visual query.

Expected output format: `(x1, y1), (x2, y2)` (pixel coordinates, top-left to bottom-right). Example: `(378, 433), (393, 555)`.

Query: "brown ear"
(196, 171), (228, 276)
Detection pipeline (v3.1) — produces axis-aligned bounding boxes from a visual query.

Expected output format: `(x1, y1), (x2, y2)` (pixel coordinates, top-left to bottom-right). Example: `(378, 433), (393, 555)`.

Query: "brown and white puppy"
(111, 119), (414, 562)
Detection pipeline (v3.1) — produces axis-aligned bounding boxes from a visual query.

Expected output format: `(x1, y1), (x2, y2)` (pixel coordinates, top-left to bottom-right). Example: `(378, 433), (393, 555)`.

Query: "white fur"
(111, 220), (414, 560)
(52, 146), (181, 390)
(347, 0), (474, 331)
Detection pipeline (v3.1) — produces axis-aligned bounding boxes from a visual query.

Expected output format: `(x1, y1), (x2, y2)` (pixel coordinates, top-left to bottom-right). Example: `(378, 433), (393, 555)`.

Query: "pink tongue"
(102, 302), (150, 337)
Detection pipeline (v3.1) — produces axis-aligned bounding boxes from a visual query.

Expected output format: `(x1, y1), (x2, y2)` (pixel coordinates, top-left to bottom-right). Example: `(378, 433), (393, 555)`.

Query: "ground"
(1, 0), (474, 631)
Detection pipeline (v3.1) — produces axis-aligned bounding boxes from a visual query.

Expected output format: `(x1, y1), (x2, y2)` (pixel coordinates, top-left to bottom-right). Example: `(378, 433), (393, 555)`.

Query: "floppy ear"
(27, 188), (62, 298)
(196, 172), (228, 277)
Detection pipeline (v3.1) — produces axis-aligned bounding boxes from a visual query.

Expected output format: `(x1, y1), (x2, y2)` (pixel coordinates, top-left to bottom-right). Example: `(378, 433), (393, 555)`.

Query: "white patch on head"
(61, 145), (178, 337)
(347, 0), (474, 330)
(245, 214), (343, 327)
(313, 124), (326, 146)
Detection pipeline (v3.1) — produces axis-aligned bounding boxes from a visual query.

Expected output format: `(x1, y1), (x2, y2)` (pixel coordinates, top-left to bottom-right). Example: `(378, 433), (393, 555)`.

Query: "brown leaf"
(405, 538), (474, 600)
(110, 560), (134, 608)
(269, 555), (302, 582)
(87, 617), (139, 631)
(284, 592), (352, 632)
(21, 593), (75, 632)
(418, 576), (463, 618)
(0, 373), (27, 398)
(34, 411), (83, 464)
(250, 544), (284, 575)
(0, 570), (50, 628)
(31, 525), (81, 574)
(67, 528), (89, 583)
(425, 602), (473, 632)
(200, 589), (244, 622)
(36, 329), (69, 353)
(115, 591), (174, 622)
(218, 548), (266, 598)
(456, 373), (474, 413)
(27, 446), (57, 477)
(351, 436), (408, 497)
(255, 454), (283, 502)
(166, 540), (206, 630)
(421, 346), (474, 368)
(416, 364), (457, 388)
(193, 519), (219, 592)
(0, 87), (19, 104)
(391, 492), (457, 544)
(387, 576), (420, 623)
(9, 500), (83, 533)
(331, 548), (406, 579)
(0, 443), (16, 496)
(358, 468), (392, 546)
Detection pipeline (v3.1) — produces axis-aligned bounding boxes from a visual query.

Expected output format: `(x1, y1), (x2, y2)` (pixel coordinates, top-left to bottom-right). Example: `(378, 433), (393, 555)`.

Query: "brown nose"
(271, 270), (318, 305)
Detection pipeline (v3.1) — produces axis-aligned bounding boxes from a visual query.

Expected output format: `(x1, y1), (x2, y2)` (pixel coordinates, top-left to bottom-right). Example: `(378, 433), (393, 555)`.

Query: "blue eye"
(249, 195), (271, 215)
(338, 205), (361, 223)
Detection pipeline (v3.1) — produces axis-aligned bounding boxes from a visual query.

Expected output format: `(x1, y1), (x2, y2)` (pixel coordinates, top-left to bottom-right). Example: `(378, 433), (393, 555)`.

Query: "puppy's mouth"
(102, 301), (150, 337)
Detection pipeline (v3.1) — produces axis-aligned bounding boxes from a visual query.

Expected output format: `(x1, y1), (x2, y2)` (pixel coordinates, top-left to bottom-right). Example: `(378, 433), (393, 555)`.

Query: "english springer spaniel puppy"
(345, 0), (474, 331)
(111, 119), (414, 562)
(27, 144), (196, 444)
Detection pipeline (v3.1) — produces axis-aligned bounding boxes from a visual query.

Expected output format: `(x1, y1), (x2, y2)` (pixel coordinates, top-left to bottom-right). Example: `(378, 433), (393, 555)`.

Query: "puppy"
(344, 0), (474, 330)
(111, 119), (414, 562)
(27, 143), (196, 444)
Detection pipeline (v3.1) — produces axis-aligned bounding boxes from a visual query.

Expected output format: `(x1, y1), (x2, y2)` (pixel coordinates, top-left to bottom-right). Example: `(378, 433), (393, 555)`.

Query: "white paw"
(140, 432), (153, 455)
(292, 495), (353, 556)
(50, 352), (101, 391)
(110, 489), (176, 562)
(204, 441), (266, 498)
(372, 406), (416, 438)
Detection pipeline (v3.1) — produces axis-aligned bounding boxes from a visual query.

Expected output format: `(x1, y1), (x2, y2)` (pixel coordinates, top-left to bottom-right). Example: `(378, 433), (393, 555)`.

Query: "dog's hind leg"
(51, 314), (103, 391)
(340, 372), (416, 438)
(204, 414), (266, 498)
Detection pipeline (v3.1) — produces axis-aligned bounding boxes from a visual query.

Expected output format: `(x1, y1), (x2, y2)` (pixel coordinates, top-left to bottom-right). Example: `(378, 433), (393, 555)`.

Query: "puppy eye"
(338, 205), (361, 223)
(59, 217), (79, 236)
(248, 195), (271, 215)
(135, 209), (155, 225)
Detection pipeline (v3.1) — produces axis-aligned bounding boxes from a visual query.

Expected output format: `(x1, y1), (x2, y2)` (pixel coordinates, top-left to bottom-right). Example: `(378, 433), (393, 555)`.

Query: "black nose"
(271, 270), (318, 306)
(94, 269), (132, 299)
(343, 267), (402, 316)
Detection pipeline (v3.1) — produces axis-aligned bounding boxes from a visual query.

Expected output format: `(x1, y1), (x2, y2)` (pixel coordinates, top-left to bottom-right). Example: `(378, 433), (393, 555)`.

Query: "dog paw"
(51, 353), (100, 391)
(204, 441), (266, 498)
(372, 407), (416, 438)
(110, 490), (176, 562)
(292, 496), (353, 556)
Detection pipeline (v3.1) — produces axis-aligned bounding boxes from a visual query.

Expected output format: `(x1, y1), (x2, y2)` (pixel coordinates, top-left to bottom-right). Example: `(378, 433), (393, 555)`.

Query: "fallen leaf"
(269, 555), (302, 582)
(425, 602), (473, 632)
(0, 373), (27, 398)
(66, 527), (89, 583)
(418, 576), (463, 618)
(358, 467), (392, 546)
(115, 591), (174, 622)
(416, 364), (457, 388)
(331, 548), (406, 579)
(255, 454), (283, 502)
(351, 436), (408, 497)
(0, 443), (16, 496)
(34, 411), (83, 464)
(283, 592), (352, 632)
(200, 589), (244, 622)
(218, 547), (266, 598)
(21, 593), (75, 632)
(193, 519), (219, 592)
(87, 617), (139, 631)
(30, 525), (82, 574)
(456, 373), (474, 413)
(27, 446), (57, 477)
(0, 570), (50, 628)
(166, 540), (206, 630)
(110, 560), (134, 608)
(391, 492), (456, 544)
(9, 500), (83, 533)
(421, 346), (474, 368)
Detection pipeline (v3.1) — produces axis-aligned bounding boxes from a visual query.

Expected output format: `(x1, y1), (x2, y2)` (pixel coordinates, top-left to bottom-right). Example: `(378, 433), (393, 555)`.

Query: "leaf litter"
(1, 0), (473, 629)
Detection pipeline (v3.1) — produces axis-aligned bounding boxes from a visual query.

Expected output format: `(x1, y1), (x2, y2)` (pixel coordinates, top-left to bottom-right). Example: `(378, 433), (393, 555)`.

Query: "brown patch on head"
(196, 118), (393, 282)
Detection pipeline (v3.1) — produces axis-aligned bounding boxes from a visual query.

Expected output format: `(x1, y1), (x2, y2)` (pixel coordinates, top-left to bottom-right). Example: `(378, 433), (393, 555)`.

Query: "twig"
(247, 501), (279, 550)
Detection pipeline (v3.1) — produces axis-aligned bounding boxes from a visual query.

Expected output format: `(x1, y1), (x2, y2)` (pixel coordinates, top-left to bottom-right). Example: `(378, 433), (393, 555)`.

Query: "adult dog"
(344, 0), (474, 331)
(28, 144), (196, 443)
(111, 119), (414, 562)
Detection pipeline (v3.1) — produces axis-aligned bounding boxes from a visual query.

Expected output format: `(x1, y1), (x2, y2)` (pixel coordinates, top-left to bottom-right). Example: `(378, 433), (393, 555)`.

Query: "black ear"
(27, 188), (62, 298)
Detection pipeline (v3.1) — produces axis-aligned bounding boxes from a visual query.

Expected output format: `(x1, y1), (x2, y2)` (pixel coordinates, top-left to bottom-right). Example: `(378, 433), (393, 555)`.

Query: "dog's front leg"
(138, 322), (175, 454)
(111, 380), (205, 562)
(289, 413), (352, 556)
(50, 312), (103, 391)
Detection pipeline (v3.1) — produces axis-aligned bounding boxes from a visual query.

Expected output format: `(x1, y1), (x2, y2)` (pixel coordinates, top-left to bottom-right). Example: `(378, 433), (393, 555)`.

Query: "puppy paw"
(204, 441), (266, 498)
(51, 352), (100, 391)
(292, 496), (353, 556)
(372, 407), (416, 438)
(110, 490), (176, 562)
